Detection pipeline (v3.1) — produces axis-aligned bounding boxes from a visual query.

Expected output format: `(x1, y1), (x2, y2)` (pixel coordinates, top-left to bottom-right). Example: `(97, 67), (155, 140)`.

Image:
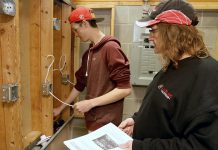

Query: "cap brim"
(136, 19), (160, 28)
(94, 18), (104, 22)
(70, 18), (105, 23)
(135, 16), (152, 28)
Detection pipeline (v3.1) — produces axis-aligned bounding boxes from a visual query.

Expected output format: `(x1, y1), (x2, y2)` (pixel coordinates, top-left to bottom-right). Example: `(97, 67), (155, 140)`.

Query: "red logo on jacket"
(158, 84), (173, 100)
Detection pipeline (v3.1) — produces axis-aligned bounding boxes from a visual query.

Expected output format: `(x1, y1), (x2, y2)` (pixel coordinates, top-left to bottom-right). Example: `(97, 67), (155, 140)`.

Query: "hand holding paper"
(64, 123), (133, 150)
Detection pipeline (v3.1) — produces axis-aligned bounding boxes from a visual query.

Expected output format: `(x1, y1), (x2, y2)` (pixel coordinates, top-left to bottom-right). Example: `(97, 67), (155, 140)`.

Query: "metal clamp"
(53, 18), (61, 30)
(2, 83), (18, 102)
(42, 82), (53, 96)
(61, 74), (69, 85)
(0, 0), (16, 16)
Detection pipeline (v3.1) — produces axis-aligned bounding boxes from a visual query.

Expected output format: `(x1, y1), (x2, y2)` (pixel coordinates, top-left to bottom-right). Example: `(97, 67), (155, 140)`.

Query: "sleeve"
(74, 51), (88, 92)
(132, 112), (138, 121)
(105, 41), (131, 88)
(133, 110), (218, 150)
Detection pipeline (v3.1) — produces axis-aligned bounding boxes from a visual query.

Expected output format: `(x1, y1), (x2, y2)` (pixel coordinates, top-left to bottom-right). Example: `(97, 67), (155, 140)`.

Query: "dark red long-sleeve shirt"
(75, 35), (131, 130)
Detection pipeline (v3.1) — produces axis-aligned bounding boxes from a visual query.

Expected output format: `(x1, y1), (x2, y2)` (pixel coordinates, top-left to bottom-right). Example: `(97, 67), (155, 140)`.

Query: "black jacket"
(132, 56), (218, 150)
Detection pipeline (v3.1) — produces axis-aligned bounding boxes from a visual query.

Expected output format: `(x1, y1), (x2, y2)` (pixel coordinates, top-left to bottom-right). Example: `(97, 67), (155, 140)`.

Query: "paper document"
(64, 123), (133, 150)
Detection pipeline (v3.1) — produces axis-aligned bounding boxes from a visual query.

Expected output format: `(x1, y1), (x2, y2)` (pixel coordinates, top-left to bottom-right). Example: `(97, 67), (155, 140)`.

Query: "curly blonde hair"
(156, 23), (209, 70)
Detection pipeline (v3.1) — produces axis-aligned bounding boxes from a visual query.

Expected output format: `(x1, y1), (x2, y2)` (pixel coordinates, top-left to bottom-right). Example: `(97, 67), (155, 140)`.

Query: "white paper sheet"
(64, 123), (133, 150)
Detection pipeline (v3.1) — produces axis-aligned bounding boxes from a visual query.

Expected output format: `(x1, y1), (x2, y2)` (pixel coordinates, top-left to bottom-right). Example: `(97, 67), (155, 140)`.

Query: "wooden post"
(0, 0), (23, 149)
(53, 2), (63, 115)
(19, 0), (32, 137)
(53, 3), (72, 121)
(29, 0), (42, 132)
(41, 0), (54, 136)
(0, 18), (7, 150)
(111, 6), (115, 36)
(61, 4), (72, 121)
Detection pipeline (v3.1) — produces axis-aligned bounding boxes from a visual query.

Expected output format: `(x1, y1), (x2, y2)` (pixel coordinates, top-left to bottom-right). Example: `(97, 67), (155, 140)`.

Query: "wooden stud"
(41, 0), (54, 136)
(29, 0), (42, 132)
(53, 3), (72, 122)
(19, 0), (32, 136)
(23, 131), (41, 148)
(0, 0), (23, 149)
(61, 4), (72, 121)
(0, 14), (7, 150)
(111, 6), (115, 36)
(53, 1), (64, 114)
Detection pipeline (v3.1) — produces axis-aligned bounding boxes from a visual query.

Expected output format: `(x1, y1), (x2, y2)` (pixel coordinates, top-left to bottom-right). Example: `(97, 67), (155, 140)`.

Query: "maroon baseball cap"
(138, 9), (191, 27)
(69, 7), (104, 23)
(137, 0), (198, 27)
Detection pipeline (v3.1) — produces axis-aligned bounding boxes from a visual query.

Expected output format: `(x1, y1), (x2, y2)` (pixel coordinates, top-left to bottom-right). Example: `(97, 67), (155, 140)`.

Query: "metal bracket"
(2, 83), (18, 102)
(53, 18), (61, 30)
(42, 82), (53, 96)
(0, 0), (16, 16)
(61, 74), (69, 85)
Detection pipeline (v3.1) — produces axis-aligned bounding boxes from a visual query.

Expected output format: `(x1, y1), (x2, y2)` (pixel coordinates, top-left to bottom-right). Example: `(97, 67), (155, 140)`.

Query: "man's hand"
(74, 100), (93, 113)
(53, 107), (62, 117)
(118, 118), (135, 136)
(119, 140), (133, 150)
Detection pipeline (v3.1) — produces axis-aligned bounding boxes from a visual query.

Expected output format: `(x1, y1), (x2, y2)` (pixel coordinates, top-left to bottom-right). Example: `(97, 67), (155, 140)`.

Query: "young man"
(119, 1), (218, 150)
(53, 7), (131, 131)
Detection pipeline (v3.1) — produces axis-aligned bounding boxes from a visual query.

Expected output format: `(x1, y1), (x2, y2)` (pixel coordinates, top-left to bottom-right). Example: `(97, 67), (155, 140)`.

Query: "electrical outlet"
(42, 82), (53, 96)
(2, 84), (18, 102)
(0, 0), (16, 16)
(61, 74), (69, 85)
(53, 18), (61, 30)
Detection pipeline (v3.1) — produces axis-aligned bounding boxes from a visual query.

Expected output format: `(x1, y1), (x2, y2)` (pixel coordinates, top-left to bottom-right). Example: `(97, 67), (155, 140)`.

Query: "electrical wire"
(53, 55), (66, 75)
(67, 79), (74, 85)
(53, 55), (75, 85)
(45, 55), (55, 83)
(59, 55), (66, 73)
(49, 91), (74, 107)
(44, 54), (75, 107)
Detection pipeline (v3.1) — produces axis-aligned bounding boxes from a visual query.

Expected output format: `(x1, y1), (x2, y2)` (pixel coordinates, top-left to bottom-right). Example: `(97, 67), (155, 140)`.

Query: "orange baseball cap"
(136, 10), (191, 27)
(69, 7), (104, 23)
(136, 0), (198, 27)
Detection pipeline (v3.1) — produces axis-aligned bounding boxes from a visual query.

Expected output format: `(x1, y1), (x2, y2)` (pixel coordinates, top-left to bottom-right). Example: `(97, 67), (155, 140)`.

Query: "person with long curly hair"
(119, 1), (218, 150)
